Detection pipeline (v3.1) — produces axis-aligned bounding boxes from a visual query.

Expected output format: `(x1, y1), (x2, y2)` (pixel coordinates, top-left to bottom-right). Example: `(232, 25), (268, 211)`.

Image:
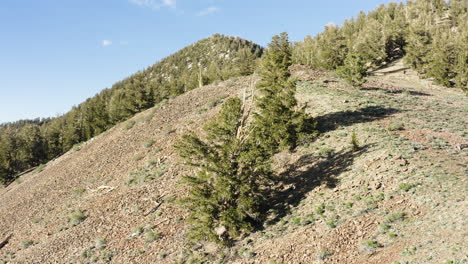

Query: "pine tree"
(426, 29), (456, 87)
(176, 98), (265, 244)
(337, 52), (368, 88)
(252, 32), (311, 153)
(0, 128), (19, 185)
(353, 18), (387, 68)
(316, 25), (348, 70)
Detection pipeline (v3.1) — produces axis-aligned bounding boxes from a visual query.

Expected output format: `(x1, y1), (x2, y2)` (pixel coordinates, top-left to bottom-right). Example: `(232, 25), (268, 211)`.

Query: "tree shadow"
(316, 106), (399, 133)
(262, 145), (371, 227)
(360, 87), (431, 96)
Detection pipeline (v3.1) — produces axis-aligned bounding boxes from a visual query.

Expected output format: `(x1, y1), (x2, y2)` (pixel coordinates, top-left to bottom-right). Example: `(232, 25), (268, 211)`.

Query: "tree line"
(293, 0), (467, 89)
(0, 34), (263, 185)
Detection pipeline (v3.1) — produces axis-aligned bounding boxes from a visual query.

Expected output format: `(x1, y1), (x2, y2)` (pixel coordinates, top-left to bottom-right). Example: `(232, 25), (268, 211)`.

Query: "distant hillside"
(293, 0), (467, 90)
(0, 34), (262, 185)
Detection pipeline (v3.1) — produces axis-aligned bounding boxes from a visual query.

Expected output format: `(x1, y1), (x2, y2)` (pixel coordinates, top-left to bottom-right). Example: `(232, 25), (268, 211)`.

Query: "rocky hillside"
(0, 34), (263, 186)
(0, 63), (466, 264)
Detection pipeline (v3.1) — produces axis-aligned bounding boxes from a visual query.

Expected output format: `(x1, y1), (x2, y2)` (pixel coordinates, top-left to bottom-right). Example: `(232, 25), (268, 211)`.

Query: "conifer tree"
(353, 18), (387, 67)
(176, 98), (265, 244)
(252, 32), (311, 153)
(337, 52), (368, 88)
(426, 30), (456, 87)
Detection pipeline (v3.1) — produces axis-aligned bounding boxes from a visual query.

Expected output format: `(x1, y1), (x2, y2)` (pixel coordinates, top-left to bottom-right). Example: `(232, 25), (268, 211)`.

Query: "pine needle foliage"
(252, 32), (315, 154)
(351, 131), (360, 151)
(337, 53), (368, 88)
(176, 98), (267, 244)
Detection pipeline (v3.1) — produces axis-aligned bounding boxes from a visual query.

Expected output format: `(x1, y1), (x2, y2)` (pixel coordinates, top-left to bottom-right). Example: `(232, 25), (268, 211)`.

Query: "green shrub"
(363, 240), (382, 248)
(95, 238), (107, 250)
(387, 122), (405, 131)
(316, 203), (326, 215)
(144, 140), (156, 148)
(384, 211), (405, 224)
(351, 131), (360, 151)
(144, 230), (161, 243)
(326, 220), (337, 228)
(68, 209), (87, 226)
(398, 182), (415, 192)
(72, 187), (86, 197)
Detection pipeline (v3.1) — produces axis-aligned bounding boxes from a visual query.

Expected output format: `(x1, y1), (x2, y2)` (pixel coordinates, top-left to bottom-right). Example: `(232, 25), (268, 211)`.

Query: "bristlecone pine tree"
(176, 98), (266, 244)
(337, 52), (368, 88)
(176, 32), (316, 245)
(252, 32), (314, 154)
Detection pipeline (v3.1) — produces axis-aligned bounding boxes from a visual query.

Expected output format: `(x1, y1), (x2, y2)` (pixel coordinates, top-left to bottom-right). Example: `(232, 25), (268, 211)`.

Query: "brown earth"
(0, 62), (466, 264)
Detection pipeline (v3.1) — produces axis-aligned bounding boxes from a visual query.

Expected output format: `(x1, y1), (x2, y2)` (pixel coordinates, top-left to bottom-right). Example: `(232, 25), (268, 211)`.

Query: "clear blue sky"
(0, 0), (402, 123)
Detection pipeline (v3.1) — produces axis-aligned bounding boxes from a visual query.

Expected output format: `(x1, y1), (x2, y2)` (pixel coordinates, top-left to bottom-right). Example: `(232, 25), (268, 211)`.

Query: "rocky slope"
(0, 63), (466, 264)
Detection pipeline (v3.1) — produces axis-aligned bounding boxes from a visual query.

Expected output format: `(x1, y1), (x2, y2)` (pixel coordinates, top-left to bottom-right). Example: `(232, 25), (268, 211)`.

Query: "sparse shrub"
(101, 250), (115, 262)
(316, 203), (326, 215)
(144, 139), (156, 148)
(384, 211), (405, 224)
(95, 238), (107, 250)
(68, 209), (86, 226)
(125, 164), (166, 185)
(350, 131), (360, 151)
(398, 182), (415, 192)
(388, 232), (398, 238)
(133, 154), (144, 161)
(207, 95), (228, 109)
(81, 248), (93, 259)
(317, 147), (334, 158)
(401, 246), (417, 256)
(380, 224), (391, 233)
(239, 247), (256, 259)
(375, 192), (385, 201)
(125, 120), (136, 130)
(317, 248), (332, 260)
(72, 143), (83, 152)
(326, 220), (337, 228)
(363, 240), (382, 248)
(364, 197), (377, 210)
(131, 226), (144, 237)
(21, 240), (34, 249)
(387, 121), (405, 131)
(34, 164), (46, 174)
(292, 217), (302, 225)
(144, 230), (161, 243)
(72, 187), (86, 197)
(344, 201), (354, 208)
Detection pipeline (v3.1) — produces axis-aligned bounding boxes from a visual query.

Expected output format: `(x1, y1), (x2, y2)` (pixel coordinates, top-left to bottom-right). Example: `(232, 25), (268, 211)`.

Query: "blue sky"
(0, 0), (402, 123)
